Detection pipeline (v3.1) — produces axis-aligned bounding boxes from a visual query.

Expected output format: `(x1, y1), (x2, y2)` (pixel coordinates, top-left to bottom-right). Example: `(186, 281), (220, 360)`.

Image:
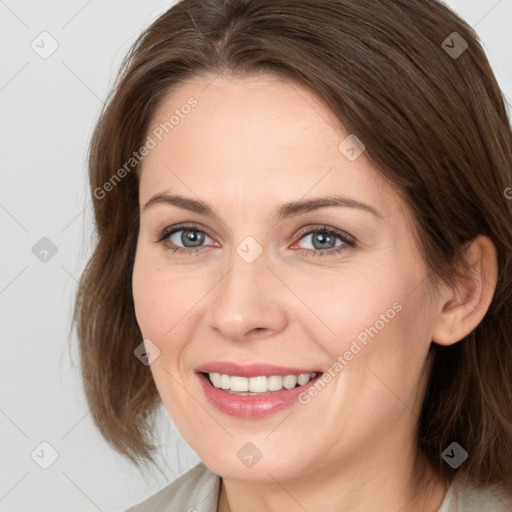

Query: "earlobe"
(431, 235), (498, 347)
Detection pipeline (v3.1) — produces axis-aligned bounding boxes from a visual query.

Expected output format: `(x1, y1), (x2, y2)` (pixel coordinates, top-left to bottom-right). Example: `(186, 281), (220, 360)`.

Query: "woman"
(73, 0), (512, 510)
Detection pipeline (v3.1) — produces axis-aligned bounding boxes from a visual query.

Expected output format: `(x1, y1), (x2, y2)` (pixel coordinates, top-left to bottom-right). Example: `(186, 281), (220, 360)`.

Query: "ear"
(431, 235), (498, 346)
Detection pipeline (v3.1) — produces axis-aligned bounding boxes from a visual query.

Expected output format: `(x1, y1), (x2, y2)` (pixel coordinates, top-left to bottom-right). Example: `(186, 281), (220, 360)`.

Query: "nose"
(205, 247), (288, 342)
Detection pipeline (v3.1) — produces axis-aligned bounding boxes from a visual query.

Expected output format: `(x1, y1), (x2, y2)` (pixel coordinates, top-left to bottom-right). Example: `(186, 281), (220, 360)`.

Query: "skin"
(131, 73), (498, 512)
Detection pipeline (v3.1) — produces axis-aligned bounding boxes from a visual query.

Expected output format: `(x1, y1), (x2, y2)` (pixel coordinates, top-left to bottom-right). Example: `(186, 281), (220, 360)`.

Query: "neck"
(217, 450), (447, 512)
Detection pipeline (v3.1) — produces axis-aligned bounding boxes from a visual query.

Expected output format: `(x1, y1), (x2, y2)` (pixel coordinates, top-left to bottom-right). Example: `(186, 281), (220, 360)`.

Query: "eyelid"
(155, 222), (356, 256)
(155, 222), (217, 244)
(292, 224), (356, 246)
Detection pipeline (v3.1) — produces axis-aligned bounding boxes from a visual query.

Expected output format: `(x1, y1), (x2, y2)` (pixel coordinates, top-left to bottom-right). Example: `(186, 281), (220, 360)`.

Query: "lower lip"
(196, 372), (321, 419)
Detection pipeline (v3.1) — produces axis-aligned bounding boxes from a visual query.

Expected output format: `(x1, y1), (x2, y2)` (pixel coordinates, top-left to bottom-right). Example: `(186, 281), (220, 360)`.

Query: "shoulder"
(437, 476), (512, 512)
(125, 462), (221, 512)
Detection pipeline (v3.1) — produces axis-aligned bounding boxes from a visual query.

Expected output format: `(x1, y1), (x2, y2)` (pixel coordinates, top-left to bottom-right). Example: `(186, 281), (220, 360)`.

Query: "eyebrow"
(142, 193), (385, 221)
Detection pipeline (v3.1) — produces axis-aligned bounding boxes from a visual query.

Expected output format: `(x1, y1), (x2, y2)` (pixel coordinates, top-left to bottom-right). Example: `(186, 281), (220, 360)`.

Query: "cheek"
(132, 248), (172, 339)
(131, 252), (201, 405)
(330, 283), (433, 413)
(288, 263), (407, 341)
(301, 262), (431, 380)
(132, 249), (208, 344)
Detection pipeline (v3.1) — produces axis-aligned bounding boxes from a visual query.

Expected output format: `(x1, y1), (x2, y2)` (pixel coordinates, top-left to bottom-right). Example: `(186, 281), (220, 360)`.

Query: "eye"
(156, 224), (216, 254)
(155, 223), (356, 258)
(292, 226), (356, 258)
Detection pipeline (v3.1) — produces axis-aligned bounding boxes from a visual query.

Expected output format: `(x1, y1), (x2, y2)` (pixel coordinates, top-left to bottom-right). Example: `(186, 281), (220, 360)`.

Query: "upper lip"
(195, 362), (322, 378)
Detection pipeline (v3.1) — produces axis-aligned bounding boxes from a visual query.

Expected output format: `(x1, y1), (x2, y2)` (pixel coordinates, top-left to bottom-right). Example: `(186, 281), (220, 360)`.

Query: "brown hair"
(73, 0), (512, 491)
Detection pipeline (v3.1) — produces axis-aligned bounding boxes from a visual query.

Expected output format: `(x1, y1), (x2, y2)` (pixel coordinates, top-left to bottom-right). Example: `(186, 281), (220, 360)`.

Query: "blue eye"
(156, 224), (355, 258)
(156, 224), (215, 255)
(292, 226), (355, 257)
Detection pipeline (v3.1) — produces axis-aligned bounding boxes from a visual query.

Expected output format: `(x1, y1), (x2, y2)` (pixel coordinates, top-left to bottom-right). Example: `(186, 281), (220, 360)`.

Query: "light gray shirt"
(125, 462), (512, 511)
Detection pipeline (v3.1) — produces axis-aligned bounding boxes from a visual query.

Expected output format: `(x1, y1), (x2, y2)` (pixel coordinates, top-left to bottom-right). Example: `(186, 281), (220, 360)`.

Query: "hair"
(73, 0), (512, 493)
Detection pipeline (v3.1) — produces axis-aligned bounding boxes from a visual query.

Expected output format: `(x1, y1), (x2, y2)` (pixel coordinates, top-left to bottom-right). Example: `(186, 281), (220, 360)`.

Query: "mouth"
(199, 371), (323, 396)
(195, 364), (325, 418)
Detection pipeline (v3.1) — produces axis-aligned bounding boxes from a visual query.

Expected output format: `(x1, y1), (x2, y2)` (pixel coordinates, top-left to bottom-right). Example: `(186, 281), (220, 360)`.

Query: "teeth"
(283, 375), (297, 389)
(230, 376), (249, 392)
(249, 376), (267, 393)
(207, 372), (318, 394)
(210, 373), (222, 388)
(298, 374), (311, 385)
(267, 375), (283, 391)
(221, 374), (230, 389)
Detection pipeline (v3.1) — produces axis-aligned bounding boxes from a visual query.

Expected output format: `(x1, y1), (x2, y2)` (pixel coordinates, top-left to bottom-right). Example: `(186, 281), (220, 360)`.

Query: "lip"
(195, 369), (323, 419)
(194, 361), (321, 378)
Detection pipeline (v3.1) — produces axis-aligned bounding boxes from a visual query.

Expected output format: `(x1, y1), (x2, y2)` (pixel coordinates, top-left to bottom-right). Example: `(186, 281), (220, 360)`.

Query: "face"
(132, 73), (440, 482)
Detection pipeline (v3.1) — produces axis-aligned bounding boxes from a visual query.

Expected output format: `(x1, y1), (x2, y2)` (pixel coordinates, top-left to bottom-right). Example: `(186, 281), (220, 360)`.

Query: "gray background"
(1, 0), (511, 510)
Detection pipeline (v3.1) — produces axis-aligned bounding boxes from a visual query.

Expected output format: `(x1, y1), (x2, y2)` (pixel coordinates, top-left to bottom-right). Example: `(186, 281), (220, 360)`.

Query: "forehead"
(139, 73), (402, 222)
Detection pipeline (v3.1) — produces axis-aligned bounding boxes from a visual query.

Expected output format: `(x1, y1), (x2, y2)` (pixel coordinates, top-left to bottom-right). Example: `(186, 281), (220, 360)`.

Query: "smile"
(195, 370), (323, 418)
(206, 372), (319, 395)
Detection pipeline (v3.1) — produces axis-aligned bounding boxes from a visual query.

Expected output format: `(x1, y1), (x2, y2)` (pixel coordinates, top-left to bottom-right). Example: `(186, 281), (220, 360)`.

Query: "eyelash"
(155, 223), (356, 258)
